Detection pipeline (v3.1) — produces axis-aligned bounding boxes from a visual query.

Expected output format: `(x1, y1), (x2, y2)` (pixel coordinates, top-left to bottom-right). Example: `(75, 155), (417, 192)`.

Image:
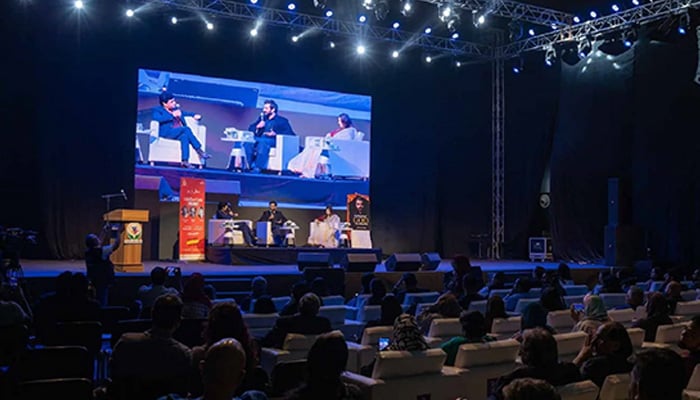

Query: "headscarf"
(388, 314), (428, 351)
(182, 273), (212, 307)
(583, 295), (608, 321)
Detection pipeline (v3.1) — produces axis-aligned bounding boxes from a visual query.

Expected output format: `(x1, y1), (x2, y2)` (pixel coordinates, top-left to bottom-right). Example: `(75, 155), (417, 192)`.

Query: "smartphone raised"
(378, 337), (390, 351)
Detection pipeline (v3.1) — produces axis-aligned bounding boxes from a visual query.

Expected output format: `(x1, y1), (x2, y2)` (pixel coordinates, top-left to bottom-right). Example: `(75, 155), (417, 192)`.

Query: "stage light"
(74, 0), (84, 10)
(250, 0), (258, 4)
(424, 27), (432, 34)
(207, 22), (214, 30)
(679, 26), (687, 35)
(325, 10), (333, 17)
(291, 35), (299, 42)
(392, 50), (399, 58)
(512, 66), (521, 74)
(473, 11), (487, 27)
(679, 13), (689, 35)
(287, 3), (296, 11)
(455, 61), (462, 68)
(528, 29), (535, 36)
(374, 0), (389, 21)
(358, 15), (367, 23)
(578, 36), (592, 58)
(573, 16), (581, 23)
(623, 28), (637, 46)
(400, 0), (414, 17)
(425, 56), (432, 63)
(250, 28), (258, 36)
(589, 11), (597, 18)
(441, 5), (452, 19)
(314, 0), (327, 9)
(612, 4), (620, 12)
(126, 9), (135, 17)
(393, 21), (400, 29)
(362, 0), (374, 9)
(171, 16), (178, 24)
(632, 0), (640, 5)
(356, 45), (366, 55)
(329, 41), (336, 49)
(451, 32), (460, 40)
(544, 46), (557, 66)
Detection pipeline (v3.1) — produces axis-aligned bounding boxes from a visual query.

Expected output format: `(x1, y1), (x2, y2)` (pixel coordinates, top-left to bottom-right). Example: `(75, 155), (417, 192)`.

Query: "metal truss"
(417, 0), (576, 27)
(491, 31), (505, 260)
(142, 0), (493, 58)
(500, 0), (700, 58)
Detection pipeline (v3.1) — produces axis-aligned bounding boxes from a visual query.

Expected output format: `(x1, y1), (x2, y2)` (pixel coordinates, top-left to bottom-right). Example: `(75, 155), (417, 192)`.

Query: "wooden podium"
(104, 209), (150, 272)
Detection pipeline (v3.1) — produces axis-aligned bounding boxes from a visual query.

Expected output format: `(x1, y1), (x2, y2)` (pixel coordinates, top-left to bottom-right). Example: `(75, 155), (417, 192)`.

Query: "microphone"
(260, 111), (265, 121)
(176, 103), (181, 109)
(120, 189), (128, 201)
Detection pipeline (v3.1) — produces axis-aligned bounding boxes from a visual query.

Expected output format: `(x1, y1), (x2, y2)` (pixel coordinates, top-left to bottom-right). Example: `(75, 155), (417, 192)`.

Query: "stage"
(205, 246), (383, 265)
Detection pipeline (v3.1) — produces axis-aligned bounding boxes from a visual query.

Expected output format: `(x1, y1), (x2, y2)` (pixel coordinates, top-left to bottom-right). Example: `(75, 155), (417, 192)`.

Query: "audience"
(458, 274), (486, 310)
(346, 272), (375, 308)
(665, 281), (684, 314)
(540, 286), (566, 312)
(441, 311), (496, 366)
(363, 294), (403, 330)
(629, 348), (685, 400)
(692, 269), (700, 290)
(392, 272), (428, 304)
(571, 295), (609, 336)
(626, 286), (646, 311)
(557, 263), (573, 286)
(479, 271), (506, 297)
(417, 292), (462, 334)
(0, 280), (31, 327)
(485, 296), (509, 334)
(262, 293), (332, 349)
(491, 328), (581, 400)
(181, 273), (212, 319)
(285, 331), (362, 400)
(240, 276), (269, 313)
(504, 278), (531, 312)
(252, 295), (277, 314)
(531, 267), (546, 288)
(645, 267), (664, 290)
(502, 378), (561, 400)
(137, 267), (179, 309)
(33, 271), (73, 341)
(594, 271), (623, 294)
(632, 292), (673, 342)
(679, 315), (700, 382)
(360, 313), (429, 376)
(110, 294), (191, 399)
(516, 302), (555, 340)
(310, 277), (330, 298)
(572, 322), (633, 386)
(364, 278), (387, 306)
(445, 254), (473, 295)
(279, 281), (311, 317)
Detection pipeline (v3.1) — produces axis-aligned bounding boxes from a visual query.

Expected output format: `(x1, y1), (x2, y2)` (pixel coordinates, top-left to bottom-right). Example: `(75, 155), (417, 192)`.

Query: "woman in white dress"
(288, 113), (358, 178)
(308, 206), (341, 248)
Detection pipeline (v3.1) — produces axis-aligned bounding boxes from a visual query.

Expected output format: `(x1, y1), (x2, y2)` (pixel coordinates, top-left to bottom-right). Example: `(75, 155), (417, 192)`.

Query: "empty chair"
(454, 339), (520, 400)
(49, 322), (102, 358)
(261, 332), (336, 374)
(321, 295), (345, 306)
(564, 296), (584, 308)
(632, 306), (646, 320)
(514, 298), (539, 314)
(607, 308), (636, 327)
(563, 285), (590, 296)
(426, 318), (462, 346)
(554, 332), (588, 362)
(627, 328), (645, 348)
(318, 306), (346, 328)
(356, 305), (381, 322)
(599, 294), (628, 310)
(415, 302), (436, 316)
(467, 300), (487, 315)
(272, 296), (293, 312)
(18, 378), (93, 400)
(491, 317), (521, 339)
(556, 380), (599, 400)
(599, 373), (631, 400)
(547, 310), (575, 332)
(11, 346), (92, 382)
(675, 300), (700, 316)
(653, 323), (685, 344)
(681, 290), (698, 302)
(403, 292), (440, 306)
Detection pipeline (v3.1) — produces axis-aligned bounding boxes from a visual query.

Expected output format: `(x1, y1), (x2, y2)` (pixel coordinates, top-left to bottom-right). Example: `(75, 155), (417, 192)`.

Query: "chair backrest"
(99, 306), (132, 335)
(607, 308), (636, 325)
(242, 313), (279, 329)
(528, 288), (542, 297)
(357, 305), (381, 322)
(454, 339), (520, 368)
(321, 295), (345, 306)
(655, 323), (685, 344)
(468, 300), (488, 315)
(554, 332), (588, 357)
(19, 378), (93, 400)
(270, 360), (308, 397)
(427, 318), (462, 338)
(491, 317), (521, 335)
(272, 296), (292, 312)
(489, 289), (511, 299)
(173, 318), (206, 348)
(675, 300), (700, 316)
(361, 326), (393, 346)
(112, 319), (152, 348)
(371, 348), (446, 380)
(283, 331), (343, 351)
(600, 293), (628, 309)
(547, 310), (575, 331)
(557, 380), (599, 400)
(564, 295), (585, 307)
(403, 292), (440, 306)
(627, 328), (645, 348)
(514, 298), (539, 314)
(563, 285), (590, 296)
(318, 306), (346, 326)
(687, 364), (700, 391)
(599, 373), (631, 400)
(51, 321), (102, 356)
(415, 302), (436, 316)
(13, 346), (91, 381)
(681, 290), (699, 302)
(649, 281), (665, 292)
(633, 306), (646, 320)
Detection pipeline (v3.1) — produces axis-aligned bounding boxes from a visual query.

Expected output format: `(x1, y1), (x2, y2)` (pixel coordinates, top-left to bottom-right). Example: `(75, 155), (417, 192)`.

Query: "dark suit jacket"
(248, 114), (295, 137)
(258, 210), (287, 226)
(262, 314), (332, 349)
(152, 106), (195, 137)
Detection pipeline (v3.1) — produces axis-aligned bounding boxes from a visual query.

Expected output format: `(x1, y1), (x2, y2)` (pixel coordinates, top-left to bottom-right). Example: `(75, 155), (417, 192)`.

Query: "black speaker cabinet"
(342, 253), (378, 273)
(421, 253), (442, 271)
(385, 253), (422, 272)
(297, 252), (331, 270)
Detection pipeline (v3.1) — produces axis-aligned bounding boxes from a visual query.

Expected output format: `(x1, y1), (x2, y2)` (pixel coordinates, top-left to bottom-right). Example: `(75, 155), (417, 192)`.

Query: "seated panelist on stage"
(244, 99), (295, 172)
(214, 201), (255, 247)
(152, 91), (211, 168)
(258, 200), (287, 246)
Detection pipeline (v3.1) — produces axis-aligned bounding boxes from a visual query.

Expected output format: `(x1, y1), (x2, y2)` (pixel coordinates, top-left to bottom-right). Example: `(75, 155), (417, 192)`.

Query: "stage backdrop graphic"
(179, 178), (206, 261)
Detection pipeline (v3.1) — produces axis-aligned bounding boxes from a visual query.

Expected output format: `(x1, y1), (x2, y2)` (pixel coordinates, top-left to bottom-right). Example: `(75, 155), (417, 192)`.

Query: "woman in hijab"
(632, 292), (673, 342)
(360, 313), (428, 376)
(181, 273), (212, 319)
(417, 293), (462, 334)
(571, 294), (609, 336)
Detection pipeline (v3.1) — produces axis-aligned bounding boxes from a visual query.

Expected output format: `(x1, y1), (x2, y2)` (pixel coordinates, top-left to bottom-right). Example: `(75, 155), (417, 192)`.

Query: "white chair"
(356, 305), (381, 322)
(327, 138), (370, 179)
(514, 298), (539, 314)
(242, 313), (278, 337)
(633, 306), (647, 320)
(557, 380), (599, 400)
(554, 332), (588, 362)
(321, 295), (345, 306)
(426, 318), (462, 347)
(489, 289), (511, 299)
(676, 300), (700, 316)
(600, 293), (628, 309)
(653, 323), (685, 344)
(564, 295), (585, 307)
(683, 364), (700, 400)
(342, 349), (467, 400)
(272, 296), (292, 312)
(682, 290), (699, 302)
(361, 326), (394, 347)
(491, 317), (521, 340)
(148, 117), (207, 166)
(260, 332), (325, 374)
(547, 310), (575, 332)
(318, 306), (347, 328)
(267, 134), (300, 172)
(207, 219), (253, 246)
(403, 292), (440, 306)
(415, 302), (436, 317)
(627, 327), (645, 349)
(608, 308), (637, 327)
(564, 285), (590, 296)
(467, 300), (488, 315)
(348, 326), (394, 373)
(256, 221), (275, 246)
(599, 373), (630, 400)
(454, 339), (521, 400)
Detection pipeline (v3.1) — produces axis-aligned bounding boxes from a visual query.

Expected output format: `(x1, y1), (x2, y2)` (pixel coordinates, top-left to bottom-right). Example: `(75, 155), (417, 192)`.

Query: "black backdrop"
(4, 1), (700, 266)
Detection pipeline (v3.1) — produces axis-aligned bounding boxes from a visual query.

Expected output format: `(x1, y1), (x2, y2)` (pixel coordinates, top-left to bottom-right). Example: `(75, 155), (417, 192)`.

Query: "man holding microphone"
(245, 99), (295, 173)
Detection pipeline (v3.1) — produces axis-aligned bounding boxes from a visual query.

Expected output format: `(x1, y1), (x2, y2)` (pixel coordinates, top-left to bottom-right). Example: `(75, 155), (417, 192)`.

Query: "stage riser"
(207, 247), (383, 266)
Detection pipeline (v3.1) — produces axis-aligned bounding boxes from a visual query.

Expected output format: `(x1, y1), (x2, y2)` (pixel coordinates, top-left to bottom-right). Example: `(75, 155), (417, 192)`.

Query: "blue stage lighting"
(392, 50), (399, 58)
(171, 16), (178, 24)
(250, 28), (258, 36)
(359, 15), (367, 23)
(632, 0), (640, 5)
(424, 27), (432, 34)
(206, 22), (214, 30)
(590, 11), (598, 18)
(573, 16), (581, 23)
(612, 4), (620, 12)
(126, 9), (135, 17)
(250, 0), (258, 4)
(452, 32), (460, 39)
(679, 26), (687, 35)
(393, 21), (400, 29)
(624, 39), (632, 47)
(512, 66), (521, 74)
(74, 0), (84, 9)
(425, 56), (432, 63)
(356, 45), (366, 55)
(325, 10), (333, 17)
(528, 29), (535, 36)
(287, 3), (296, 11)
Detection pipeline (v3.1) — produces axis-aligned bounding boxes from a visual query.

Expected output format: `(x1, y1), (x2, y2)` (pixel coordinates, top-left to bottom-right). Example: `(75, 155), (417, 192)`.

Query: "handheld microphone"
(120, 189), (128, 201)
(175, 103), (181, 109)
(260, 111), (265, 121)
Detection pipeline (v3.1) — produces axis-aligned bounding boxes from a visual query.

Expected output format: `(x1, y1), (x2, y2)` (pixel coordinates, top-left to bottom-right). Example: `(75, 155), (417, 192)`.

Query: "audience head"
(486, 296), (508, 319)
(520, 328), (559, 369)
(203, 284), (216, 301)
(182, 273), (209, 304)
(601, 273), (623, 293)
(200, 338), (247, 398)
(460, 311), (487, 340)
(70, 272), (91, 299)
(251, 276), (268, 297)
(680, 315), (700, 351)
(204, 302), (250, 348)
(532, 266), (546, 283)
(360, 273), (375, 294)
(512, 278), (530, 294)
(540, 287), (565, 312)
(649, 267), (663, 282)
(592, 322), (633, 359)
(521, 302), (549, 332)
(388, 314), (428, 351)
(310, 277), (329, 298)
(150, 267), (167, 286)
(451, 254), (472, 276)
(56, 271), (72, 297)
(665, 281), (682, 299)
(152, 294), (183, 332)
(402, 272), (418, 289)
(503, 378), (561, 400)
(298, 293), (321, 317)
(430, 293), (462, 318)
(252, 295), (276, 314)
(380, 295), (403, 325)
(307, 331), (348, 383)
(629, 348), (684, 400)
(557, 263), (572, 281)
(85, 233), (100, 248)
(626, 286), (645, 309)
(489, 272), (506, 289)
(462, 274), (482, 296)
(645, 292), (670, 317)
(583, 294), (608, 321)
(291, 280), (311, 302)
(370, 278), (386, 299)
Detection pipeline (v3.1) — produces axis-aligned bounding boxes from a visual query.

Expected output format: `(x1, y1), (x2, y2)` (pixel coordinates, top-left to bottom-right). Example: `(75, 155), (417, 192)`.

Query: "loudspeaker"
(604, 225), (643, 267)
(297, 252), (331, 270)
(385, 253), (422, 272)
(421, 253), (441, 271)
(608, 178), (632, 226)
(302, 267), (346, 296)
(342, 253), (378, 273)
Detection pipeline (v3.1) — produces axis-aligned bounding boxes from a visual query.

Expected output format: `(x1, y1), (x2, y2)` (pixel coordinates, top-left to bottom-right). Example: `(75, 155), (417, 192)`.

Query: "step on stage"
(206, 246), (383, 266)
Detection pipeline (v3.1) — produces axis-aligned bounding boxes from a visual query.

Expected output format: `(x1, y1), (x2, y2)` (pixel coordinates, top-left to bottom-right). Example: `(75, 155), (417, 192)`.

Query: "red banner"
(179, 177), (206, 261)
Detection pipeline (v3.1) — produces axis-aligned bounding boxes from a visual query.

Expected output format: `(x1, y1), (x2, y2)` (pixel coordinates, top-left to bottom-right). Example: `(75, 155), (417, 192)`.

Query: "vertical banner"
(179, 177), (206, 261)
(347, 193), (372, 249)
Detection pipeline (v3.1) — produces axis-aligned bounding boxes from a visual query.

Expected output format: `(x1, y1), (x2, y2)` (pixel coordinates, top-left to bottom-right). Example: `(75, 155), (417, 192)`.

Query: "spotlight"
(528, 29), (535, 36)
(573, 16), (581, 24)
(329, 41), (336, 49)
(74, 0), (84, 9)
(679, 13), (689, 35)
(206, 22), (214, 30)
(455, 61), (462, 68)
(171, 16), (178, 24)
(512, 57), (524, 74)
(578, 36), (592, 58)
(125, 9), (135, 17)
(425, 56), (432, 63)
(325, 10), (333, 17)
(451, 32), (460, 40)
(392, 50), (399, 58)
(374, 0), (390, 21)
(512, 66), (521, 74)
(632, 0), (640, 5)
(250, 28), (258, 36)
(473, 11), (487, 27)
(291, 35), (299, 42)
(440, 5), (452, 19)
(362, 0), (374, 9)
(356, 45), (366, 55)
(287, 3), (296, 11)
(424, 27), (432, 34)
(393, 21), (400, 29)
(400, 0), (414, 17)
(250, 0), (258, 3)
(359, 15), (367, 23)
(612, 4), (620, 12)
(545, 46), (557, 66)
(314, 0), (327, 9)
(679, 26), (687, 35)
(589, 11), (597, 19)
(478, 15), (486, 25)
(623, 28), (637, 46)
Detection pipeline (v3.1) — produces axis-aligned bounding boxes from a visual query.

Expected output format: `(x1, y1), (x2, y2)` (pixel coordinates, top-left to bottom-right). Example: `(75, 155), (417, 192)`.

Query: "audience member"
(540, 286), (566, 312)
(458, 274), (486, 310)
(626, 286), (645, 311)
(417, 292), (462, 334)
(110, 294), (191, 399)
(363, 294), (403, 330)
(346, 273), (375, 308)
(598, 272), (624, 294)
(502, 378), (561, 400)
(33, 271), (73, 341)
(557, 263), (573, 286)
(262, 293), (332, 349)
(84, 225), (119, 306)
(240, 276), (268, 313)
(531, 266), (546, 288)
(665, 281), (683, 314)
(479, 271), (506, 297)
(571, 295), (609, 336)
(629, 348), (685, 400)
(137, 267), (179, 309)
(181, 273), (212, 319)
(364, 278), (387, 306)
(310, 277), (330, 298)
(542, 270), (566, 297)
(485, 296), (509, 334)
(515, 302), (555, 341)
(360, 313), (429, 376)
(56, 272), (101, 323)
(645, 267), (664, 290)
(203, 284), (217, 302)
(285, 331), (362, 400)
(445, 254), (473, 295)
(490, 328), (581, 400)
(504, 278), (531, 312)
(572, 322), (633, 387)
(632, 293), (673, 342)
(252, 295), (277, 314)
(692, 269), (700, 289)
(441, 311), (496, 366)
(679, 315), (700, 382)
(278, 281), (311, 317)
(0, 280), (31, 327)
(392, 272), (428, 304)
(616, 268), (637, 290)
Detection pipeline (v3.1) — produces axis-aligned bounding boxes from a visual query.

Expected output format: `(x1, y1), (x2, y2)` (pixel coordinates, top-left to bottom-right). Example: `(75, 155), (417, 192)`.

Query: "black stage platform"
(206, 246), (383, 266)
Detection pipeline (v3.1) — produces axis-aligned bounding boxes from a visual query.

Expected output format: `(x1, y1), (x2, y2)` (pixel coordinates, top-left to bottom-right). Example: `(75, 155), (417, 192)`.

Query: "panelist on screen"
(245, 99), (296, 173)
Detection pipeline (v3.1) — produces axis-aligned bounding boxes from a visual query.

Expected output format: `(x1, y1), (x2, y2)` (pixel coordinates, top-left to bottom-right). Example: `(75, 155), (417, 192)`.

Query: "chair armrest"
(341, 371), (382, 387)
(346, 342), (374, 373)
(261, 347), (291, 374)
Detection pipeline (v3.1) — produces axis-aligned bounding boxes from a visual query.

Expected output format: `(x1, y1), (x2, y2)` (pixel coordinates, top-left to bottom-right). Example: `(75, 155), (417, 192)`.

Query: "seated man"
(215, 201), (255, 247)
(153, 91), (210, 168)
(137, 267), (180, 309)
(261, 293), (332, 349)
(629, 348), (685, 400)
(245, 99), (295, 172)
(392, 272), (429, 305)
(680, 315), (700, 383)
(258, 201), (287, 246)
(441, 310), (496, 366)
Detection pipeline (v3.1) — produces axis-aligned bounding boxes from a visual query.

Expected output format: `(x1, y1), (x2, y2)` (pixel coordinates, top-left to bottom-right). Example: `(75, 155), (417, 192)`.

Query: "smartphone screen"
(378, 337), (389, 351)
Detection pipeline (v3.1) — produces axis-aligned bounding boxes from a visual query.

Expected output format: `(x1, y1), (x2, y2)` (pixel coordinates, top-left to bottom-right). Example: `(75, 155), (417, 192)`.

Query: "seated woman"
(572, 321), (633, 387)
(632, 292), (673, 342)
(308, 206), (340, 248)
(570, 294), (610, 336)
(441, 311), (496, 366)
(360, 314), (429, 376)
(288, 113), (358, 179)
(503, 278), (531, 312)
(417, 293), (462, 334)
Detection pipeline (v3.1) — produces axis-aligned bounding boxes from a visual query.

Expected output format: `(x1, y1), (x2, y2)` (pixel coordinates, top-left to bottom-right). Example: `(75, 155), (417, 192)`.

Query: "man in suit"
(152, 91), (211, 168)
(245, 99), (295, 173)
(258, 201), (287, 246)
(214, 201), (256, 247)
(261, 293), (332, 349)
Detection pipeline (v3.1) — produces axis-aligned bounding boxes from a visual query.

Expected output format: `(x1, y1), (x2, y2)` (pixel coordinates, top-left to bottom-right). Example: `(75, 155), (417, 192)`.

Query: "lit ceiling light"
(125, 9), (135, 17)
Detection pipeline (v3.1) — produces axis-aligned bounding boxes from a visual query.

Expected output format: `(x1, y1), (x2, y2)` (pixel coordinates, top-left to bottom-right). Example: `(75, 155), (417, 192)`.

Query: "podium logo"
(125, 223), (143, 244)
